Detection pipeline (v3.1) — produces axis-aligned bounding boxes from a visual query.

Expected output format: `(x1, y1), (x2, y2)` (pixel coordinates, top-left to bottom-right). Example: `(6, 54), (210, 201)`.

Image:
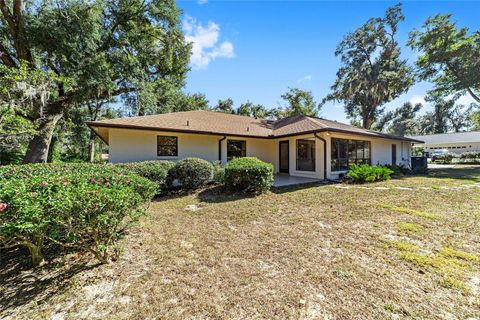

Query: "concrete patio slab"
(272, 174), (323, 187)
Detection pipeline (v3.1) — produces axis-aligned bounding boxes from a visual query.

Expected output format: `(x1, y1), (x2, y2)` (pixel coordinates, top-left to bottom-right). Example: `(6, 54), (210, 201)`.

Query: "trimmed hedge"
(170, 157), (214, 189)
(224, 157), (273, 193)
(117, 160), (175, 193)
(0, 163), (156, 266)
(346, 164), (394, 183)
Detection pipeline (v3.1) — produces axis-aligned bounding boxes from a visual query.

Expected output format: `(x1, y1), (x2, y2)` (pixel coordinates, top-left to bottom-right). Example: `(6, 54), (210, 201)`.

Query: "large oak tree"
(324, 4), (414, 129)
(0, 0), (190, 163)
(408, 14), (480, 104)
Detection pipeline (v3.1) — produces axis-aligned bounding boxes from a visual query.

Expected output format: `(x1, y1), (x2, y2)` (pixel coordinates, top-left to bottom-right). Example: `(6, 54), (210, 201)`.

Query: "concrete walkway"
(272, 174), (323, 187)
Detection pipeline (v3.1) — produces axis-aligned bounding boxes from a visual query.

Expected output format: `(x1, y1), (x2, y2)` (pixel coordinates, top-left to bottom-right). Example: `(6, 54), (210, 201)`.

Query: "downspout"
(218, 136), (226, 162)
(314, 132), (327, 180)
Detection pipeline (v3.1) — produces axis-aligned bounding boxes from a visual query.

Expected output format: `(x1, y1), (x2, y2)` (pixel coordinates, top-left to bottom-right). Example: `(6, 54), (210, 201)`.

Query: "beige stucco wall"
(107, 127), (411, 180)
(108, 128), (276, 165)
(273, 133), (327, 180)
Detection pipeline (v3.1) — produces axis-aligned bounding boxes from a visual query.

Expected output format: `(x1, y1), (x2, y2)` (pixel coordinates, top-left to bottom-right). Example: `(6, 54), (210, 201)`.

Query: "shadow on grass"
(0, 246), (100, 315)
(196, 185), (256, 203)
(271, 180), (336, 194)
(427, 165), (480, 182)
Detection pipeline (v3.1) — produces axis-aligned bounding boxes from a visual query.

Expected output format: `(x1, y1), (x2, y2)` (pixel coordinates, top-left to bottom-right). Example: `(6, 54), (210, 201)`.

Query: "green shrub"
(224, 157), (274, 193)
(212, 161), (225, 184)
(170, 157), (214, 189)
(117, 160), (175, 192)
(346, 164), (394, 183)
(384, 164), (411, 176)
(0, 163), (156, 266)
(434, 153), (454, 164)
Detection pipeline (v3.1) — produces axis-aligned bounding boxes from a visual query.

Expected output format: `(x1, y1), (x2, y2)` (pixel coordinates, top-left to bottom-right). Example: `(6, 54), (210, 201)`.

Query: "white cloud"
(197, 0), (208, 4)
(408, 95), (426, 106)
(454, 94), (477, 107)
(297, 75), (313, 83)
(182, 16), (234, 70)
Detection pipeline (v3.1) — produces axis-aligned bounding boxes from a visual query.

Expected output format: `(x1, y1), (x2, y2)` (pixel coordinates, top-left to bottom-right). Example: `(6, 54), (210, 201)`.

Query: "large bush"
(0, 164), (156, 266)
(117, 160), (175, 192)
(346, 164), (394, 183)
(224, 157), (274, 193)
(170, 157), (214, 189)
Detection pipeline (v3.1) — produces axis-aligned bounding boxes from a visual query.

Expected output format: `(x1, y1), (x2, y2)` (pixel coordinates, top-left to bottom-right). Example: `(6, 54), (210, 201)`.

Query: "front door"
(392, 144), (397, 166)
(279, 141), (289, 173)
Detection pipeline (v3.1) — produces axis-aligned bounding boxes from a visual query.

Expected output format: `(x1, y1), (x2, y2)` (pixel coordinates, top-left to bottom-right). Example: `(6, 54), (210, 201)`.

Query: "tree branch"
(0, 42), (17, 67)
(466, 87), (480, 104)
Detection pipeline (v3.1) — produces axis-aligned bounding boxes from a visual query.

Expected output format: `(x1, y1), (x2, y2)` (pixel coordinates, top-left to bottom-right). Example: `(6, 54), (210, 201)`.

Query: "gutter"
(314, 132), (327, 180)
(218, 136), (226, 161)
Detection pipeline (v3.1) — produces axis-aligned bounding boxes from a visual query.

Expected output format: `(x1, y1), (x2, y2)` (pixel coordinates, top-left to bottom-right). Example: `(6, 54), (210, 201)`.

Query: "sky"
(175, 0), (480, 123)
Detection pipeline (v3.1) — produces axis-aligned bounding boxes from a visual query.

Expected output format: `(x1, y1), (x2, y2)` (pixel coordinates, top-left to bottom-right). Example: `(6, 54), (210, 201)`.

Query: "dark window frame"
(227, 139), (246, 161)
(331, 138), (371, 172)
(296, 139), (316, 172)
(157, 135), (178, 157)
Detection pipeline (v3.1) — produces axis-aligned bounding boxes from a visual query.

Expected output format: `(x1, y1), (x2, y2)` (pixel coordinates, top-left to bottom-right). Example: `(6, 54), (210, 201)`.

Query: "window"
(331, 138), (370, 171)
(227, 140), (246, 160)
(296, 139), (315, 171)
(157, 136), (177, 156)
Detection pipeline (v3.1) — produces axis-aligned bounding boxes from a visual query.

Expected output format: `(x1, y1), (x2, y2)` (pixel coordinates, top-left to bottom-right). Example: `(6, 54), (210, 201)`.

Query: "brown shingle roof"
(87, 110), (421, 142)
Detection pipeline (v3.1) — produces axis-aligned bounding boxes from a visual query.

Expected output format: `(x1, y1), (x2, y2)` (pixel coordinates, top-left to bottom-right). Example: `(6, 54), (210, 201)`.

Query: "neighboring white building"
(88, 110), (421, 180)
(410, 131), (480, 155)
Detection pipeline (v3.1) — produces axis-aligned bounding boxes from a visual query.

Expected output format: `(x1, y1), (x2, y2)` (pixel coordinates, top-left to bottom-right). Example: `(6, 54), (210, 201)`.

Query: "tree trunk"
(25, 235), (45, 267)
(23, 112), (63, 163)
(88, 132), (96, 163)
(362, 116), (372, 129)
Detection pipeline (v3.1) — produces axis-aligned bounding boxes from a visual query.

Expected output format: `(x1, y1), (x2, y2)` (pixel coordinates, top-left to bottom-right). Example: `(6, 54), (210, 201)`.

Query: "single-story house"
(409, 131), (480, 155)
(87, 110), (422, 180)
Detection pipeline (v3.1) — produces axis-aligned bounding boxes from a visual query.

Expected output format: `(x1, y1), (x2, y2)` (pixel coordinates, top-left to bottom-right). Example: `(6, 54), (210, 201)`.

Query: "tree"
(417, 97), (452, 134)
(280, 88), (319, 117)
(448, 103), (473, 133)
(58, 100), (117, 162)
(375, 102), (422, 136)
(408, 14), (480, 104)
(237, 101), (270, 119)
(472, 113), (480, 130)
(176, 93), (209, 112)
(213, 98), (235, 114)
(323, 4), (414, 129)
(0, 0), (190, 163)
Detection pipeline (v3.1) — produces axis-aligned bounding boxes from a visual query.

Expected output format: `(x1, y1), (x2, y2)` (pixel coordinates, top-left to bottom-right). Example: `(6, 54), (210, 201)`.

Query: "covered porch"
(272, 174), (324, 187)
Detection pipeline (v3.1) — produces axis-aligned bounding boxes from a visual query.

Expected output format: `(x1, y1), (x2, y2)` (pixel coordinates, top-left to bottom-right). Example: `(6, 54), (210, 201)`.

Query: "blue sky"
(176, 0), (480, 123)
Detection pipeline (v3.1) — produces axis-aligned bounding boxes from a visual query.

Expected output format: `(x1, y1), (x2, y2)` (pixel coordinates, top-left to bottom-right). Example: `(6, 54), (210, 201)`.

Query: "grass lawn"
(1, 165), (480, 319)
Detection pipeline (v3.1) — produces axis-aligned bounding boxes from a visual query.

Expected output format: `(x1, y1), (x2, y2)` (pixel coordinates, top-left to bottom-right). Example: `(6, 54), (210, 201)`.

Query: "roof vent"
(247, 127), (250, 132)
(187, 120), (189, 126)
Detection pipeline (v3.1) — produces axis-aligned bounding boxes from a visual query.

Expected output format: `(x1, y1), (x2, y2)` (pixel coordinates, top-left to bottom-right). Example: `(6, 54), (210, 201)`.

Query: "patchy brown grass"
(1, 165), (480, 319)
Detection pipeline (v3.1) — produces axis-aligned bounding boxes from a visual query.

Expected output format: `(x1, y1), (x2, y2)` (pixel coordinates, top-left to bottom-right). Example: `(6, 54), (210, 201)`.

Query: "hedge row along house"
(87, 110), (422, 180)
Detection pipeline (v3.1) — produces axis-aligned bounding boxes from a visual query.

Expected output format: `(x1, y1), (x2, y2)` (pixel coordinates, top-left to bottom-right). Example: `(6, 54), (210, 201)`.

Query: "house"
(87, 110), (422, 180)
(409, 131), (480, 155)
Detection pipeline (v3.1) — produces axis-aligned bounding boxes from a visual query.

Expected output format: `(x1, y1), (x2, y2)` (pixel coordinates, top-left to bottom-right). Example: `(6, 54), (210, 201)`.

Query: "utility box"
(411, 156), (428, 173)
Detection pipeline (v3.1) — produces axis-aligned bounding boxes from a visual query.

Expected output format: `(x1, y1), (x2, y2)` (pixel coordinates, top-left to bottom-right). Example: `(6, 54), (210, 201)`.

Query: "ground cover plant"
(0, 164), (156, 266)
(1, 165), (479, 319)
(346, 164), (394, 183)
